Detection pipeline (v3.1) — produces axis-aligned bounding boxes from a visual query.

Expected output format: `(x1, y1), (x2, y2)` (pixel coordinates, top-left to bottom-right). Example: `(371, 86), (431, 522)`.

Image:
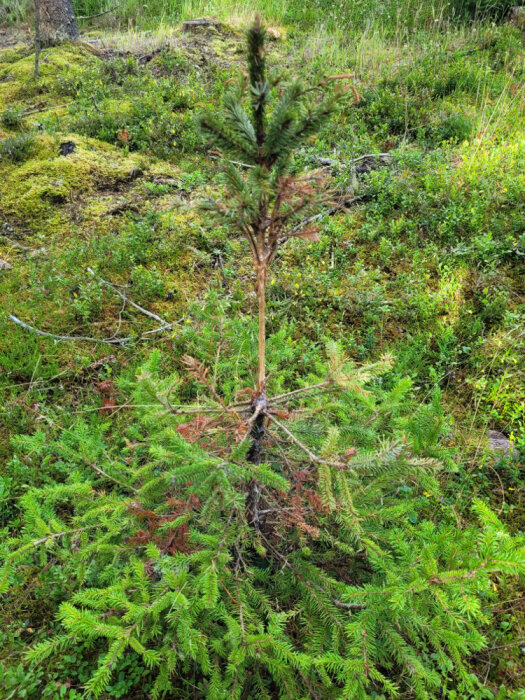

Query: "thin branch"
(208, 154), (255, 169)
(269, 380), (333, 404)
(282, 195), (365, 242)
(76, 4), (121, 19)
(91, 94), (102, 113)
(9, 314), (176, 345)
(10, 267), (178, 345)
(87, 268), (169, 326)
(267, 413), (347, 468)
(333, 600), (366, 610)
(86, 459), (138, 493)
(351, 152), (390, 164)
(71, 404), (225, 415)
(27, 525), (101, 550)
(317, 153), (391, 168)
(23, 102), (72, 116)
(1, 236), (30, 251)
(0, 235), (46, 256)
(9, 315), (131, 345)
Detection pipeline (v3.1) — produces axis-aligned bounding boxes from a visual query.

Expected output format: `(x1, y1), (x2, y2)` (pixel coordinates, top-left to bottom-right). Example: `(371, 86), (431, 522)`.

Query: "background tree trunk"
(34, 0), (41, 77)
(37, 0), (78, 47)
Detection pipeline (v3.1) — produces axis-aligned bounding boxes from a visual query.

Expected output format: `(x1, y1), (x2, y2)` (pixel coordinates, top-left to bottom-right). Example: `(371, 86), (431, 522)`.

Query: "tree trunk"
(34, 0), (41, 78)
(256, 265), (266, 395)
(246, 264), (268, 466)
(37, 0), (78, 47)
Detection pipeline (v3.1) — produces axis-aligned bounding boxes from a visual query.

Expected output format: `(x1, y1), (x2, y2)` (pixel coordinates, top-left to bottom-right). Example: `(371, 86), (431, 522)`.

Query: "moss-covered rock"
(0, 132), (144, 232)
(0, 42), (97, 103)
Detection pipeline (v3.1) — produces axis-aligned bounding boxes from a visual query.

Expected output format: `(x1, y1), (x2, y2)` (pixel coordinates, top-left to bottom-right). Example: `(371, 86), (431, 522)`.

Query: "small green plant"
(130, 265), (165, 302)
(0, 132), (35, 162)
(452, 0), (514, 18)
(0, 106), (24, 129)
(430, 111), (474, 144)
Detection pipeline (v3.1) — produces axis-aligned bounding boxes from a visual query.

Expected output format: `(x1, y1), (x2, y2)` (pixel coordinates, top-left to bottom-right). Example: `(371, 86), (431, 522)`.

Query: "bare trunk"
(247, 267), (268, 527)
(256, 265), (266, 394)
(247, 264), (268, 465)
(34, 0), (41, 78)
(38, 0), (78, 47)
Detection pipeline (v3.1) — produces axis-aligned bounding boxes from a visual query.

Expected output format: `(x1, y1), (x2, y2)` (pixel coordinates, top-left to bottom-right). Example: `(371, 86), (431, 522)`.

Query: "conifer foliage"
(197, 14), (358, 396)
(1, 320), (524, 698)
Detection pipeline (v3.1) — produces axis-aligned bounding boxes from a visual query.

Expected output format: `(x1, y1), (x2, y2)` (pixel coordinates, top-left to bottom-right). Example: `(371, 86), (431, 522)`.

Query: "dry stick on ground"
(70, 404), (225, 415)
(280, 194), (366, 244)
(9, 314), (175, 345)
(316, 152), (391, 168)
(86, 458), (138, 493)
(76, 4), (121, 19)
(10, 270), (179, 344)
(1, 236), (31, 252)
(9, 315), (133, 345)
(23, 102), (73, 116)
(0, 230), (46, 256)
(267, 413), (347, 469)
(87, 267), (171, 328)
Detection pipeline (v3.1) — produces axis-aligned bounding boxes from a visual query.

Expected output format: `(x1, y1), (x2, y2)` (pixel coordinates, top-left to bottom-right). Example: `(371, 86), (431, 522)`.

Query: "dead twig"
(9, 315), (132, 345)
(267, 413), (347, 468)
(1, 230), (46, 256)
(77, 4), (121, 20)
(207, 153), (255, 169)
(269, 380), (333, 404)
(281, 195), (366, 244)
(23, 102), (72, 116)
(86, 459), (138, 493)
(87, 267), (170, 327)
(317, 152), (391, 168)
(9, 268), (179, 345)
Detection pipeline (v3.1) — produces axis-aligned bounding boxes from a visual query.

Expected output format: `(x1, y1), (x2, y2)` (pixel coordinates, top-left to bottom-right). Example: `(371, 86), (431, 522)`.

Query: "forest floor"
(0, 10), (524, 698)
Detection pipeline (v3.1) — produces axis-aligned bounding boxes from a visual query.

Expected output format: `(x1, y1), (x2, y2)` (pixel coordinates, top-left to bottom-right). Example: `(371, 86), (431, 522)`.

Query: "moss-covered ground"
(0, 12), (524, 698)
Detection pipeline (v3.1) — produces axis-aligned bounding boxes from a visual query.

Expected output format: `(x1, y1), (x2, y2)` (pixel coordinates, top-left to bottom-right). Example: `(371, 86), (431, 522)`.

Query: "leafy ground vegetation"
(0, 1), (524, 698)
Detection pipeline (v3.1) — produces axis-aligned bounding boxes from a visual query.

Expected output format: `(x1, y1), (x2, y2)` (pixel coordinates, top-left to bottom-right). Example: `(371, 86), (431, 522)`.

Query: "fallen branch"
(207, 153), (255, 169)
(351, 152), (390, 164)
(333, 600), (366, 610)
(317, 153), (391, 168)
(72, 403), (225, 415)
(87, 268), (170, 327)
(1, 235), (46, 256)
(9, 315), (132, 345)
(28, 525), (101, 548)
(86, 459), (138, 493)
(23, 102), (73, 116)
(282, 195), (366, 243)
(77, 4), (121, 20)
(269, 380), (333, 404)
(267, 413), (347, 468)
(10, 267), (179, 346)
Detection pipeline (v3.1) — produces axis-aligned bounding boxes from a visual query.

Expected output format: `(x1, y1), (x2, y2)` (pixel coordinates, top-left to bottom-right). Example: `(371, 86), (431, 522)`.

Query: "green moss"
(0, 43), (97, 103)
(0, 133), (144, 232)
(0, 45), (30, 65)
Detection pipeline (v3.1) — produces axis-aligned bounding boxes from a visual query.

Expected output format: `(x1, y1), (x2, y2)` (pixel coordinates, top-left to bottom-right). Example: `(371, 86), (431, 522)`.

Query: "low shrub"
(0, 132), (35, 162)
